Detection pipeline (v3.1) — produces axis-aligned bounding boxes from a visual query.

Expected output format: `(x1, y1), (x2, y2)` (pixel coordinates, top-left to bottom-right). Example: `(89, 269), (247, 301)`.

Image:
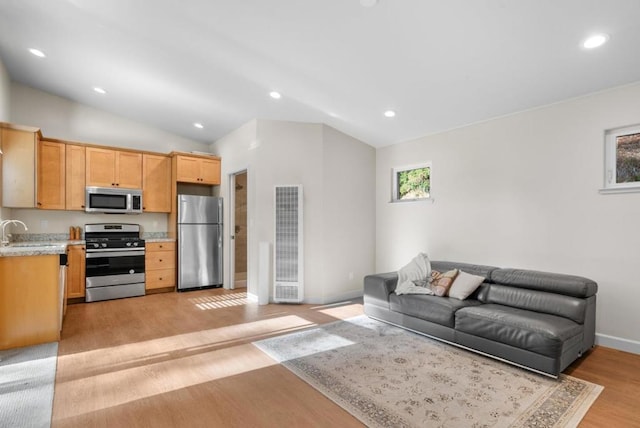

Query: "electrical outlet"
(40, 220), (48, 230)
(349, 272), (354, 280)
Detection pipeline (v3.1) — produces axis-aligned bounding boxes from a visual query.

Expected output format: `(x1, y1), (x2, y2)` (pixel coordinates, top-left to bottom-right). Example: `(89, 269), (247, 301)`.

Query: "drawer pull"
(159, 259), (163, 262)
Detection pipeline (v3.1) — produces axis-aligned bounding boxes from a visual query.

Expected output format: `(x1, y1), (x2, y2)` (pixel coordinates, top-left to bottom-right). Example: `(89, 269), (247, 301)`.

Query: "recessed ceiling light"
(384, 110), (396, 118)
(360, 0), (378, 7)
(583, 34), (609, 49)
(93, 87), (107, 95)
(269, 91), (282, 99)
(193, 122), (204, 129)
(28, 48), (46, 58)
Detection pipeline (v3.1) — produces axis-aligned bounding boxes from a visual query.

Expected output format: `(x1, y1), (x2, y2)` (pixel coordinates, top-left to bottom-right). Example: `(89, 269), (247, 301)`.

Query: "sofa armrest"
(364, 272), (398, 309)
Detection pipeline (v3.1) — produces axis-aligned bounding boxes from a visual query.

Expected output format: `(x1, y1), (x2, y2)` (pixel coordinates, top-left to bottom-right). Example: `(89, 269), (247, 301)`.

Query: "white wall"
(212, 119), (375, 304)
(376, 82), (640, 351)
(211, 120), (259, 296)
(0, 59), (9, 121)
(5, 83), (212, 234)
(11, 83), (209, 153)
(0, 56), (11, 221)
(321, 125), (376, 302)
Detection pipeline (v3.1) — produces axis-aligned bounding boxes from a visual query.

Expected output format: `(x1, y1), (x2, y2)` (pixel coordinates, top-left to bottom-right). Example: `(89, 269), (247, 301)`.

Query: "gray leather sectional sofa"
(363, 261), (598, 377)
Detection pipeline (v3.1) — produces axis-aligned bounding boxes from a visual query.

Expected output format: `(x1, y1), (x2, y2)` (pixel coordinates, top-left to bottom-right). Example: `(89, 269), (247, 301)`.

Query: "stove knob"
(133, 242), (138, 247)
(101, 243), (107, 248)
(126, 242), (132, 247)
(93, 243), (99, 249)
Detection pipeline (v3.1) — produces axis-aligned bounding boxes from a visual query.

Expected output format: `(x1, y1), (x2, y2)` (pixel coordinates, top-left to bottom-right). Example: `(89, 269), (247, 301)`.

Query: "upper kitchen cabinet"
(37, 139), (66, 210)
(66, 144), (86, 210)
(174, 153), (221, 185)
(86, 147), (142, 189)
(142, 153), (171, 212)
(1, 123), (41, 208)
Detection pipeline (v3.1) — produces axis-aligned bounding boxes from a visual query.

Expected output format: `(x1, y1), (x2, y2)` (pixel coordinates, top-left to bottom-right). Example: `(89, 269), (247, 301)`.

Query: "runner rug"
(0, 342), (58, 428)
(254, 316), (602, 428)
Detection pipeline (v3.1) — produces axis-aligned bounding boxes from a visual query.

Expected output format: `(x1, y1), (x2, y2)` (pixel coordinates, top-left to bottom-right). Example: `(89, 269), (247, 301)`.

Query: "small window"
(391, 163), (431, 202)
(602, 124), (640, 193)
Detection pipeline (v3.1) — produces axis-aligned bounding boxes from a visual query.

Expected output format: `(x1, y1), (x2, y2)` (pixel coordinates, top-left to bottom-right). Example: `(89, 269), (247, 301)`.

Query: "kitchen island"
(0, 244), (66, 350)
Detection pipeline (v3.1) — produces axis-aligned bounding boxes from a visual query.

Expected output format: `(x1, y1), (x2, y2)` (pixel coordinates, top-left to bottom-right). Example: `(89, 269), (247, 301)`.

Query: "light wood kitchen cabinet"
(0, 254), (61, 350)
(175, 154), (221, 185)
(66, 245), (86, 299)
(1, 124), (40, 208)
(37, 139), (66, 210)
(142, 153), (171, 213)
(86, 147), (142, 189)
(66, 144), (86, 210)
(145, 241), (176, 290)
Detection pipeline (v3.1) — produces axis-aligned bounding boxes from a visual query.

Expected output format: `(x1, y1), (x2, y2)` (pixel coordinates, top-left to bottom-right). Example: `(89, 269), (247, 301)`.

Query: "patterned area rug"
(254, 316), (602, 428)
(0, 342), (58, 428)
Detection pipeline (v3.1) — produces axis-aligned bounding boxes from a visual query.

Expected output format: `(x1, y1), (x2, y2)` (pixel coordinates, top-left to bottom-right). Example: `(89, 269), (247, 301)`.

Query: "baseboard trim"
(246, 292), (259, 303)
(304, 289), (363, 305)
(595, 333), (640, 355)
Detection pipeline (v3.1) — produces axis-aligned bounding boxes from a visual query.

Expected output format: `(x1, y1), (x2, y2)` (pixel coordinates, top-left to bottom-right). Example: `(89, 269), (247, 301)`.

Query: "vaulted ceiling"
(1, 0), (639, 147)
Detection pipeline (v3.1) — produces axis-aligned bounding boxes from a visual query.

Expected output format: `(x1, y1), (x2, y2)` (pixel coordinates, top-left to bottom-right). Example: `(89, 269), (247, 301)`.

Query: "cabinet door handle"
(159, 259), (163, 262)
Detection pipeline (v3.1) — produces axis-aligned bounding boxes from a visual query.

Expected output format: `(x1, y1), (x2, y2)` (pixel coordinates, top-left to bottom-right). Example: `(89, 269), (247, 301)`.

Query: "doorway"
(230, 170), (247, 289)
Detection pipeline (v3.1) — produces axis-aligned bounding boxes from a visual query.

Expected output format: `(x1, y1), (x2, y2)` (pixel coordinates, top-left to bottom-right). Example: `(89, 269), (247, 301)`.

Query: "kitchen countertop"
(0, 237), (174, 257)
(0, 242), (68, 257)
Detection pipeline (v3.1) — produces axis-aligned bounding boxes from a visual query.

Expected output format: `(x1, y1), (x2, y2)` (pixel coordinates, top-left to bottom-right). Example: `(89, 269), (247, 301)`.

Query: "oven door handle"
(85, 247), (145, 253)
(86, 250), (146, 258)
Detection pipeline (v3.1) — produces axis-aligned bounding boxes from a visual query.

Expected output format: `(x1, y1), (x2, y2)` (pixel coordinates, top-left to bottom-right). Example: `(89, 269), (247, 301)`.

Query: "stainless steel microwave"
(85, 187), (143, 214)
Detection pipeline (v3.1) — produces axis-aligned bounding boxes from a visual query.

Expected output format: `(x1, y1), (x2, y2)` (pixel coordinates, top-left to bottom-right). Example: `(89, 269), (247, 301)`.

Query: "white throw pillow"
(448, 270), (485, 300)
(395, 253), (431, 295)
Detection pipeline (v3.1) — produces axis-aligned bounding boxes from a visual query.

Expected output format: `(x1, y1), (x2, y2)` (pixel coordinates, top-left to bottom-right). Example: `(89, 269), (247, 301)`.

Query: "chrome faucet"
(0, 219), (28, 246)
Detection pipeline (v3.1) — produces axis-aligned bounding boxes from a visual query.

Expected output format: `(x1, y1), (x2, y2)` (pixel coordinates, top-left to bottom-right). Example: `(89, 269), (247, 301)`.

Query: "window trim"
(600, 124), (640, 194)
(390, 162), (432, 203)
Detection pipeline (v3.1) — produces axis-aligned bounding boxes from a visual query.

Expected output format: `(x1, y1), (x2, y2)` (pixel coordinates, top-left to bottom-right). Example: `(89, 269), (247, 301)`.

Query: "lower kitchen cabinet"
(67, 245), (86, 299)
(0, 255), (61, 350)
(145, 241), (176, 290)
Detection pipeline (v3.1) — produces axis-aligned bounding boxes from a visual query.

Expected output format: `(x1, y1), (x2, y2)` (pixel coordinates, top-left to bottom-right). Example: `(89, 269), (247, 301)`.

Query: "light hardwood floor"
(53, 288), (640, 427)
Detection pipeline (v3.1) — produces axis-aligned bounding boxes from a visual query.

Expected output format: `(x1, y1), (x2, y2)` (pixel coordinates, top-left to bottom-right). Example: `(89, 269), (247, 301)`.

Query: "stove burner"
(84, 223), (145, 251)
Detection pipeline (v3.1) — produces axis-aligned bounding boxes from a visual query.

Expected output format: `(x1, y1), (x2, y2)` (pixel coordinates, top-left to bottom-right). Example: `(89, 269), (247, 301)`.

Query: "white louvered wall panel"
(273, 185), (303, 303)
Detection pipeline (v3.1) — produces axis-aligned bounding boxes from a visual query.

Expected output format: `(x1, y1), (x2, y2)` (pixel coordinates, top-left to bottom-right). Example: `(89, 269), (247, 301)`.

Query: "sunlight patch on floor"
(188, 292), (248, 310)
(315, 302), (364, 320)
(54, 315), (317, 420)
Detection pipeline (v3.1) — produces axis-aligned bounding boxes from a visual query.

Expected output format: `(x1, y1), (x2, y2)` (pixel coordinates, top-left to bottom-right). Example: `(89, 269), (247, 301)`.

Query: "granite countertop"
(145, 238), (176, 243)
(1, 232), (173, 257)
(0, 237), (174, 257)
(0, 242), (68, 257)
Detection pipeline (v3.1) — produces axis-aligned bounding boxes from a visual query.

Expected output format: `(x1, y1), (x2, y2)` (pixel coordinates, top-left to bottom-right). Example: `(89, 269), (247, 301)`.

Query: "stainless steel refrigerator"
(177, 194), (223, 291)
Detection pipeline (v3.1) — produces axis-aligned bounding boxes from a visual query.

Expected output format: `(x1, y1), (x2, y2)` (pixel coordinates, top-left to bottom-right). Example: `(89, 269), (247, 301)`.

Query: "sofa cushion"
(455, 304), (583, 358)
(390, 293), (482, 327)
(431, 261), (498, 282)
(449, 270), (486, 300)
(490, 268), (597, 298)
(479, 284), (587, 324)
(430, 269), (458, 296)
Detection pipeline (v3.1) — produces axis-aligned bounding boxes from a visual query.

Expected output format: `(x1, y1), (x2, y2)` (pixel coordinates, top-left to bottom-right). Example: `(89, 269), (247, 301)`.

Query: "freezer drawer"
(178, 224), (223, 290)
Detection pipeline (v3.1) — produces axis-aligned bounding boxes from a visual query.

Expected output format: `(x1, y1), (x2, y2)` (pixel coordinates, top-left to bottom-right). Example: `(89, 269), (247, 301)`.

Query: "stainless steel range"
(84, 223), (145, 302)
